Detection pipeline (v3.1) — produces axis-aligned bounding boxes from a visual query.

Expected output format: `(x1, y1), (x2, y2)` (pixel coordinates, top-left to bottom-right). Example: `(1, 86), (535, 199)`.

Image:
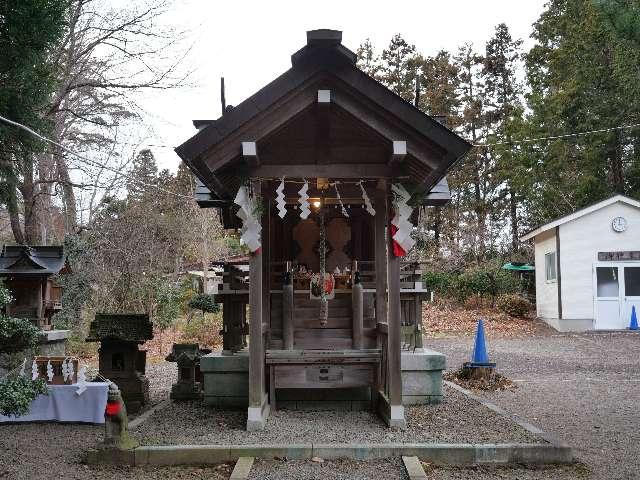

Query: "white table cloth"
(0, 382), (109, 424)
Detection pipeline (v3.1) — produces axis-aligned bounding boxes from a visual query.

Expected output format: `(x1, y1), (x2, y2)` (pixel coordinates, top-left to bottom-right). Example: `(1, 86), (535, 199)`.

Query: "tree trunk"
(20, 152), (42, 244)
(7, 192), (25, 244)
(509, 187), (518, 252)
(56, 147), (77, 234)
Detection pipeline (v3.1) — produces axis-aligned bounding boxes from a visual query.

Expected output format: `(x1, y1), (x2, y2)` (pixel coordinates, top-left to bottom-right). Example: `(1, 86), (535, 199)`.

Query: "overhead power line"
(474, 122), (640, 147)
(0, 114), (192, 200)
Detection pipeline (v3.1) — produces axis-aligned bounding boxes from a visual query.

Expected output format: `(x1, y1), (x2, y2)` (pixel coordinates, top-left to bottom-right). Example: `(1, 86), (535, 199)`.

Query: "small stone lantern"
(166, 343), (211, 400)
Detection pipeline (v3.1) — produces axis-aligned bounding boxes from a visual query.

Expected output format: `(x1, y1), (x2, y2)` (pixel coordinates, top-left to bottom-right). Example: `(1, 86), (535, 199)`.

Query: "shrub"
(424, 263), (521, 305)
(0, 284), (40, 356)
(0, 376), (48, 417)
(0, 316), (40, 355)
(188, 293), (220, 314)
(496, 294), (532, 318)
(422, 271), (454, 293)
(181, 311), (223, 349)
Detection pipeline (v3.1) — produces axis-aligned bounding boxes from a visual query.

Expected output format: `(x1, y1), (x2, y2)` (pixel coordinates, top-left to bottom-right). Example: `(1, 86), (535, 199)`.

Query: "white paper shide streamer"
(62, 358), (74, 382)
(275, 177), (287, 218)
(46, 360), (54, 383)
(234, 185), (262, 252)
(298, 180), (311, 219)
(358, 181), (375, 216)
(391, 183), (415, 254)
(334, 183), (349, 217)
(76, 366), (87, 396)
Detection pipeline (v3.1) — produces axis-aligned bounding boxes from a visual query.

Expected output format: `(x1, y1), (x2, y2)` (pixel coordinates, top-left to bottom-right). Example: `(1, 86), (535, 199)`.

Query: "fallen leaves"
(444, 368), (517, 392)
(422, 300), (551, 338)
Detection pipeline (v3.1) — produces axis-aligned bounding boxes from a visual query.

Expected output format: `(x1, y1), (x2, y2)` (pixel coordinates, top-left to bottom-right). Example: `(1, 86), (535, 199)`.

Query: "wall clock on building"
(612, 216), (627, 233)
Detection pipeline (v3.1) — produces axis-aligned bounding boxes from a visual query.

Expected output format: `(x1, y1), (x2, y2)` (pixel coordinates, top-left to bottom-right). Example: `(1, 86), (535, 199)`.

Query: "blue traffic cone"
(471, 319), (490, 364)
(630, 306), (638, 331)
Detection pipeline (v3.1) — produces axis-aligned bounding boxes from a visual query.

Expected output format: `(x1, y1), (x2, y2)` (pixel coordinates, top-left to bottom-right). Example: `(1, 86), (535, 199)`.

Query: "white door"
(594, 265), (623, 329)
(622, 265), (640, 328)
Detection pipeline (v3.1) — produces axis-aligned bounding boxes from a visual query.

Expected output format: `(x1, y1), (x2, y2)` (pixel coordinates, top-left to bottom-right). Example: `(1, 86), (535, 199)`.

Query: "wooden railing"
(216, 260), (428, 295)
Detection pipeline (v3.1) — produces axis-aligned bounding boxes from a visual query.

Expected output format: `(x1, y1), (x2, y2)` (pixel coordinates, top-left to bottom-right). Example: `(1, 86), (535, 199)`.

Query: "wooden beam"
(250, 164), (393, 179)
(282, 261), (294, 350)
(242, 141), (260, 167)
(388, 140), (407, 167)
(331, 89), (441, 170)
(352, 267), (364, 350)
(374, 181), (388, 325)
(386, 186), (406, 428)
(205, 87), (317, 173)
(247, 180), (268, 431)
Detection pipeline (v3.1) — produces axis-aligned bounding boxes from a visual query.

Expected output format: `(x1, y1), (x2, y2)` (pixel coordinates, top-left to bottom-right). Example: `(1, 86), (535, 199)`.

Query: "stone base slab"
(86, 442), (572, 467)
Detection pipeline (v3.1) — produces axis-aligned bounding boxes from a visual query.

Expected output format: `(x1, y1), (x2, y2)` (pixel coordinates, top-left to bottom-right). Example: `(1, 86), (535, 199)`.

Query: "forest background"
(0, 0), (638, 343)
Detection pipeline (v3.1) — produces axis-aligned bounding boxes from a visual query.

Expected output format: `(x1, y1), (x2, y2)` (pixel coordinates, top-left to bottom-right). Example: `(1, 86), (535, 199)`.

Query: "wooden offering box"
(293, 274), (311, 291)
(34, 356), (78, 385)
(334, 274), (351, 290)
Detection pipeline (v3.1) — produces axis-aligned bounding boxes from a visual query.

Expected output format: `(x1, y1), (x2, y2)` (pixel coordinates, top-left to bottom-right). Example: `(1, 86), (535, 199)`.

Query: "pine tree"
(127, 148), (159, 202)
(356, 39), (381, 80)
(379, 34), (420, 102)
(482, 23), (525, 252)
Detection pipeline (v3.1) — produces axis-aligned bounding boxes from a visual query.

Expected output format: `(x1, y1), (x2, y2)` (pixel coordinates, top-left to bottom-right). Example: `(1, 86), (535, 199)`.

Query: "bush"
(422, 271), (454, 293)
(0, 316), (40, 355)
(181, 311), (223, 349)
(0, 283), (40, 356)
(423, 263), (520, 305)
(0, 376), (48, 417)
(188, 294), (220, 314)
(496, 294), (532, 318)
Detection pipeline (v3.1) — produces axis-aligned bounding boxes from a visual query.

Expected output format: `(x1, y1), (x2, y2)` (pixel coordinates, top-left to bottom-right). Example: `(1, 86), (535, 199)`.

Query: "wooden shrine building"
(0, 245), (67, 331)
(176, 30), (471, 430)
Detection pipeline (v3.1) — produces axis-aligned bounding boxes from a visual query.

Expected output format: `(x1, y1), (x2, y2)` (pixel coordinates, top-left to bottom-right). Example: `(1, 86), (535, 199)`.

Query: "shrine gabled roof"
(86, 313), (153, 343)
(175, 29), (471, 203)
(0, 245), (66, 275)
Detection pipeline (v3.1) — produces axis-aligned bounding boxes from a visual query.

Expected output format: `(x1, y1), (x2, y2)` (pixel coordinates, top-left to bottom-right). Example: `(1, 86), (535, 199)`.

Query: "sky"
(140, 0), (548, 171)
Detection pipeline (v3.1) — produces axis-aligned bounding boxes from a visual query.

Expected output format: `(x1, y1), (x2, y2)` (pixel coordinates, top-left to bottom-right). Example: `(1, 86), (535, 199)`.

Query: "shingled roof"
(0, 245), (66, 275)
(86, 313), (153, 343)
(176, 29), (471, 212)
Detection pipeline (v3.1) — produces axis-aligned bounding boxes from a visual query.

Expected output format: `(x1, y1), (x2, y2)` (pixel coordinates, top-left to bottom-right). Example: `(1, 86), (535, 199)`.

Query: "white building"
(521, 195), (640, 331)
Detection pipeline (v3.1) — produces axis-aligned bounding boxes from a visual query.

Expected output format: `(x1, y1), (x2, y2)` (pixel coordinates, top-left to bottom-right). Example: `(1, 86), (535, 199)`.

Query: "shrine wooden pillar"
(247, 180), (269, 431)
(374, 178), (406, 428)
(386, 202), (406, 428)
(374, 181), (388, 325)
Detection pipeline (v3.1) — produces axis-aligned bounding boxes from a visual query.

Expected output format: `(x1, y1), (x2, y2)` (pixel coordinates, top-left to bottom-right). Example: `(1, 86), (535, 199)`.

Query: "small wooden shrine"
(0, 245), (67, 330)
(176, 30), (471, 430)
(86, 313), (153, 413)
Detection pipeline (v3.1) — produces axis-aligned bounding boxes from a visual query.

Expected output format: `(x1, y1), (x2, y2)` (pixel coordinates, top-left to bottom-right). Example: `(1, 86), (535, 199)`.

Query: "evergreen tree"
(379, 34), (420, 102)
(356, 39), (381, 80)
(482, 23), (525, 252)
(0, 0), (66, 244)
(127, 148), (159, 202)
(525, 0), (640, 225)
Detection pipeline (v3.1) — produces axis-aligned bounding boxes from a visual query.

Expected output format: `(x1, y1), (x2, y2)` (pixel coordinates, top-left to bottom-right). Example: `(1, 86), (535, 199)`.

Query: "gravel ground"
(429, 331), (640, 480)
(3, 332), (637, 479)
(249, 457), (409, 480)
(133, 384), (539, 446)
(0, 423), (233, 480)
